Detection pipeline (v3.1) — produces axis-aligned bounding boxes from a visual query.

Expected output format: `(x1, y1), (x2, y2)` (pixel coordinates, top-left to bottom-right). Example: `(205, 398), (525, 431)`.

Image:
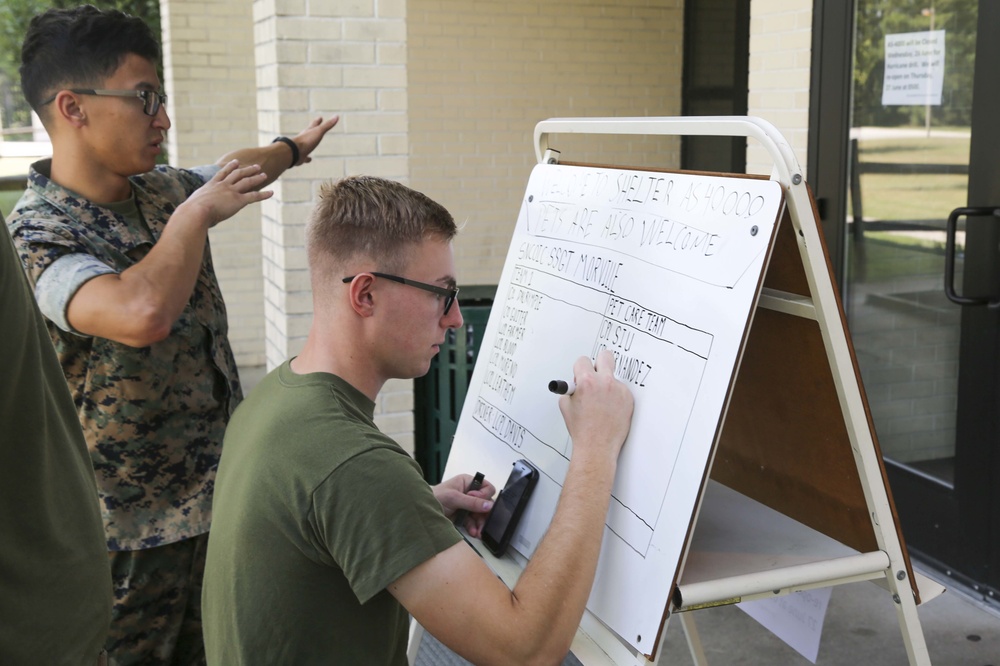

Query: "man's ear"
(53, 91), (87, 127)
(346, 274), (377, 318)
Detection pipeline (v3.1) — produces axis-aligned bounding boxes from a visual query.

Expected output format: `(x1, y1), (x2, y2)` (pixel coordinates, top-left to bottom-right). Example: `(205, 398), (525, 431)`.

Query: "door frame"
(807, 0), (855, 279)
(951, 0), (1000, 601)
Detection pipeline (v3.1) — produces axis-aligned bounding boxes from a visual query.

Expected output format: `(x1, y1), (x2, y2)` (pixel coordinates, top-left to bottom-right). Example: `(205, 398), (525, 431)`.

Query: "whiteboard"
(443, 163), (785, 656)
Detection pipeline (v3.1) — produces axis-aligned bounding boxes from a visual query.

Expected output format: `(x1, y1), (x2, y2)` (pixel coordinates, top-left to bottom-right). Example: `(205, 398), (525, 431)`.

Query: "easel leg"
(892, 584), (932, 666)
(407, 620), (426, 666)
(679, 612), (709, 666)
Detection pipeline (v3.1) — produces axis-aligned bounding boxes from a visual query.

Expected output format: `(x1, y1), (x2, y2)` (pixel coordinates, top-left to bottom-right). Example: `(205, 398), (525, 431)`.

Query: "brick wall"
(407, 0), (684, 287)
(252, 0), (414, 448)
(746, 0), (812, 177)
(158, 0), (813, 455)
(160, 0), (265, 369)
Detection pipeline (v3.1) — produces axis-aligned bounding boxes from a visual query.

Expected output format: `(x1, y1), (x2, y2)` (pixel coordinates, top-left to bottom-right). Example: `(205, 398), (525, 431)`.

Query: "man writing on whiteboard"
(202, 175), (635, 664)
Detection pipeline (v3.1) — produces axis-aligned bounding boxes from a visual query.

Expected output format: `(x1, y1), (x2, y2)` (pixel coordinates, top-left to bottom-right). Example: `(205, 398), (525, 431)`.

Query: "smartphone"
(481, 459), (539, 557)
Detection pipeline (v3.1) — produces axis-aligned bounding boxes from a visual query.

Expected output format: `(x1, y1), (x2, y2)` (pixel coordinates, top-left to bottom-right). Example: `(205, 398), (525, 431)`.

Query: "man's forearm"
(508, 449), (619, 661)
(67, 161), (271, 347)
(66, 207), (211, 346)
(216, 116), (339, 188)
(119, 208), (211, 320)
(217, 141), (293, 189)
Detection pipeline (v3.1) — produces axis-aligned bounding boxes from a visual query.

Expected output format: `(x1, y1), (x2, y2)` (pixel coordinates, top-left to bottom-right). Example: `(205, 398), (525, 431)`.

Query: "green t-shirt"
(203, 362), (462, 665)
(0, 220), (111, 663)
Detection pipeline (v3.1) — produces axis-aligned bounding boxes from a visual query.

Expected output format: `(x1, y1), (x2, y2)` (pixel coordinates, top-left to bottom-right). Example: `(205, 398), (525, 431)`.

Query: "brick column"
(160, 0), (264, 369)
(254, 0), (408, 368)
(747, 0), (813, 176)
(253, 0), (412, 448)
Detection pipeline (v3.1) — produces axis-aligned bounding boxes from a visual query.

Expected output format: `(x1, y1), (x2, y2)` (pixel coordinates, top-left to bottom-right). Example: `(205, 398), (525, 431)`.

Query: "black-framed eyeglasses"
(342, 272), (460, 315)
(40, 88), (167, 117)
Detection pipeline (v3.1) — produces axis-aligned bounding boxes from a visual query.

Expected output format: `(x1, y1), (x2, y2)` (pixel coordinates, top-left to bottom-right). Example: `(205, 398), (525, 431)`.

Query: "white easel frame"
(408, 116), (937, 666)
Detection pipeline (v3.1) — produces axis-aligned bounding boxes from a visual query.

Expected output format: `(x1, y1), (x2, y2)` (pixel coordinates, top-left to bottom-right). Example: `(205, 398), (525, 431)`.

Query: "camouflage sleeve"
(147, 164), (220, 202)
(35, 253), (117, 334)
(8, 216), (92, 287)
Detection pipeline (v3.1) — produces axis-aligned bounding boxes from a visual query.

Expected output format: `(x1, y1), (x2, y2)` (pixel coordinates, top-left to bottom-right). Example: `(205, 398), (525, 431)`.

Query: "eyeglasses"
(342, 272), (460, 315)
(40, 88), (167, 117)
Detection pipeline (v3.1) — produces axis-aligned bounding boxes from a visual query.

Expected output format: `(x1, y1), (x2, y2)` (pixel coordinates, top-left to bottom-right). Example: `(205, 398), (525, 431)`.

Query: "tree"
(0, 0), (161, 136)
(853, 0), (977, 128)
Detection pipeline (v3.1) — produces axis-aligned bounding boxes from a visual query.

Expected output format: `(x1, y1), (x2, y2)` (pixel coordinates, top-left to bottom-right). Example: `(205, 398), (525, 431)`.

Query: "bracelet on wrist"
(271, 136), (300, 169)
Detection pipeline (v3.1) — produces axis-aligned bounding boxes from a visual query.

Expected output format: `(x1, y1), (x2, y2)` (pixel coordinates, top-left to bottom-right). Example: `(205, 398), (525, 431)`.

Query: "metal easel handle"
(533, 116), (803, 190)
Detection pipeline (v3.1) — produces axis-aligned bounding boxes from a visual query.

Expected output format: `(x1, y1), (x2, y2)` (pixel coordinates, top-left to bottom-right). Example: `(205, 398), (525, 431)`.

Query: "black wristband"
(271, 136), (299, 169)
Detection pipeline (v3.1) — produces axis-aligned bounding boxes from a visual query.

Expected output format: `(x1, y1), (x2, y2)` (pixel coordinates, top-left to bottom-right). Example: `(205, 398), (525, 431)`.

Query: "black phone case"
(482, 460), (539, 557)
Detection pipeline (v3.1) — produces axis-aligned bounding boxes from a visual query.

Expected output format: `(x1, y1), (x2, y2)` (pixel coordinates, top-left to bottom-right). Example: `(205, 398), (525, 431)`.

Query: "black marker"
(547, 379), (576, 395)
(453, 471), (485, 527)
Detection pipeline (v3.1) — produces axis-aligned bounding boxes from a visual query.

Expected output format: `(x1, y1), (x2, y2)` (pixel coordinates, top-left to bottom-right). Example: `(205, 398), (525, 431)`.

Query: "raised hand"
(182, 160), (273, 228)
(290, 115), (341, 167)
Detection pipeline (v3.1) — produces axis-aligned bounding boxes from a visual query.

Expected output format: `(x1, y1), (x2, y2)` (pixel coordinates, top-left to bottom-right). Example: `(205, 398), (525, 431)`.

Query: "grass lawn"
(1, 190), (23, 220)
(854, 132), (970, 222)
(846, 129), (972, 286)
(849, 231), (950, 283)
(1, 153), (34, 219)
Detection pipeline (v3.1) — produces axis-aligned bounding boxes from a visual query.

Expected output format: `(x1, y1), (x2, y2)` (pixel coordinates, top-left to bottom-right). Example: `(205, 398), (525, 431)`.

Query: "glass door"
(845, 0), (999, 603)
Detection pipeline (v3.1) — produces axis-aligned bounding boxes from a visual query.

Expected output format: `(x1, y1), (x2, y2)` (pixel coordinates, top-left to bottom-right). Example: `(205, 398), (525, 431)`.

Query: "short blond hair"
(306, 176), (457, 285)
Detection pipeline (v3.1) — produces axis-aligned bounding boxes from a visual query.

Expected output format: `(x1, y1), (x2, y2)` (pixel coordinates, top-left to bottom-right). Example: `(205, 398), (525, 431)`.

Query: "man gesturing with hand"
(6, 6), (338, 663)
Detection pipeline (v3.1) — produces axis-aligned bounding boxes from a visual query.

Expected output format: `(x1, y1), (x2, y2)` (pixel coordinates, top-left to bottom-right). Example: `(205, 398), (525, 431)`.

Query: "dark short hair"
(20, 5), (160, 115)
(307, 176), (458, 283)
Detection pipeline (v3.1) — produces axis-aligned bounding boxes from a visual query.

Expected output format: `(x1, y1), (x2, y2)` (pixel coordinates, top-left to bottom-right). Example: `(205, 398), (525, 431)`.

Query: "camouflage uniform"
(6, 159), (242, 664)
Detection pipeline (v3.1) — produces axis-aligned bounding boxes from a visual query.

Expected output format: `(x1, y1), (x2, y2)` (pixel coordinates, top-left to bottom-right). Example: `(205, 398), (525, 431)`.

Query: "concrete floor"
(655, 571), (999, 665)
(415, 566), (1000, 665)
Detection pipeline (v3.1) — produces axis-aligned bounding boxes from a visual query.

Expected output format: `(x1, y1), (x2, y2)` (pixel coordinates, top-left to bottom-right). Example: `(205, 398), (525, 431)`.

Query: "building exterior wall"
(157, 0), (815, 454)
(159, 0), (265, 369)
(407, 0), (685, 287)
(746, 0), (813, 177)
